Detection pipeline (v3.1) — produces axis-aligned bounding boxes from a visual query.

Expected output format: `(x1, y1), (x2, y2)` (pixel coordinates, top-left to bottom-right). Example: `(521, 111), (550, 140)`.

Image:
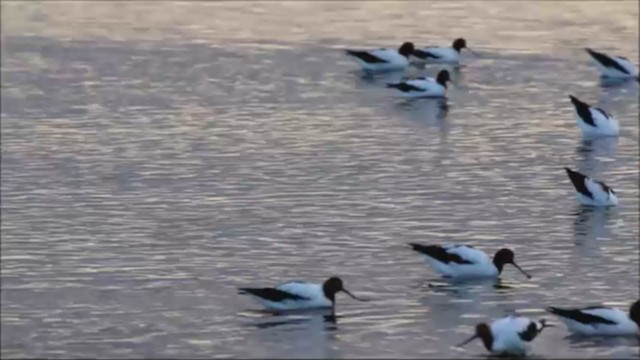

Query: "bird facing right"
(412, 38), (478, 64)
(345, 42), (415, 73)
(568, 95), (619, 138)
(239, 276), (367, 313)
(386, 70), (452, 98)
(564, 167), (618, 207)
(408, 243), (531, 279)
(584, 48), (639, 80)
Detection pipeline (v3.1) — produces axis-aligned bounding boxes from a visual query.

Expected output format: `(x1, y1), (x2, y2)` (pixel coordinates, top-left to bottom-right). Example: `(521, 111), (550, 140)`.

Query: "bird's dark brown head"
(629, 299), (640, 326)
(322, 277), (344, 302)
(453, 38), (467, 52)
(398, 42), (415, 57)
(457, 322), (493, 351)
(322, 276), (367, 304)
(476, 323), (493, 351)
(494, 248), (514, 266)
(493, 249), (532, 278)
(436, 70), (451, 87)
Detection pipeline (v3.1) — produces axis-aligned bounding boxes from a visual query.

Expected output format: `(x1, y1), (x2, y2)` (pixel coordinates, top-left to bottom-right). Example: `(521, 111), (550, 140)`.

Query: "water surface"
(1, 1), (639, 359)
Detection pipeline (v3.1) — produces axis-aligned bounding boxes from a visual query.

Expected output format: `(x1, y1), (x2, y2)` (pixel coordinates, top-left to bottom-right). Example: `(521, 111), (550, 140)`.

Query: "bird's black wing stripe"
(413, 49), (441, 60)
(547, 307), (617, 325)
(595, 180), (614, 195)
(570, 96), (596, 127)
(345, 50), (388, 64)
(565, 168), (594, 199)
(408, 243), (472, 264)
(387, 82), (424, 92)
(239, 287), (309, 302)
(518, 322), (540, 342)
(593, 108), (610, 120)
(586, 48), (630, 74)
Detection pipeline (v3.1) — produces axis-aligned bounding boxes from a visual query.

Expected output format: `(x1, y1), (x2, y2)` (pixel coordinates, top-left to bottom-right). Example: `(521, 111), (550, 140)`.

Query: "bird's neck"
(492, 260), (505, 274)
(480, 333), (494, 352)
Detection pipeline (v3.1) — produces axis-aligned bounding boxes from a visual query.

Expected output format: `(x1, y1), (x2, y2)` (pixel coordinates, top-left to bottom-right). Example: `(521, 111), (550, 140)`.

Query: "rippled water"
(1, 2), (639, 359)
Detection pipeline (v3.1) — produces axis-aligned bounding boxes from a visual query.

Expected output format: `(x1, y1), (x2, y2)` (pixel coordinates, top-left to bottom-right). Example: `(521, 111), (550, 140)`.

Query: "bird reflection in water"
(572, 205), (614, 243)
(599, 76), (637, 88)
(248, 308), (340, 330)
(415, 277), (514, 293)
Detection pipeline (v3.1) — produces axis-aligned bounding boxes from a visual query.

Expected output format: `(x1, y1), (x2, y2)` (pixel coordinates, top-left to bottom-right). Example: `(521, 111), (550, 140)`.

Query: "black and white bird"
(408, 243), (531, 279)
(547, 300), (640, 336)
(386, 70), (451, 98)
(585, 48), (638, 79)
(564, 167), (618, 207)
(239, 277), (367, 312)
(345, 42), (415, 73)
(569, 95), (619, 137)
(457, 315), (552, 356)
(412, 38), (478, 64)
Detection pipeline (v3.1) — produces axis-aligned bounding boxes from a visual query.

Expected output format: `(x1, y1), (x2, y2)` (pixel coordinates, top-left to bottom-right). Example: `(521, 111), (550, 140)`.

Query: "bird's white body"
(550, 307), (639, 336)
(413, 46), (460, 63)
(349, 48), (409, 72)
(245, 281), (330, 311)
(488, 316), (541, 356)
(588, 52), (638, 79)
(575, 107), (619, 138)
(576, 177), (618, 207)
(420, 245), (499, 278)
(391, 77), (447, 98)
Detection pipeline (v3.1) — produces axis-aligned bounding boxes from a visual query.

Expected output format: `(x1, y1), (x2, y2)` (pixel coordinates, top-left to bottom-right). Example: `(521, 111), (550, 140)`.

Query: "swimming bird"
(564, 167), (618, 207)
(457, 316), (552, 356)
(546, 300), (640, 336)
(407, 244), (531, 279)
(569, 95), (619, 137)
(585, 48), (638, 79)
(412, 38), (478, 64)
(345, 42), (415, 73)
(386, 70), (451, 98)
(239, 276), (367, 312)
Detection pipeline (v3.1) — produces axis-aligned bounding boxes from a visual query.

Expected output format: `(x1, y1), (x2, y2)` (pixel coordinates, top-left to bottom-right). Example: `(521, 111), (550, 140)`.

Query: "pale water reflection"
(1, 1), (639, 359)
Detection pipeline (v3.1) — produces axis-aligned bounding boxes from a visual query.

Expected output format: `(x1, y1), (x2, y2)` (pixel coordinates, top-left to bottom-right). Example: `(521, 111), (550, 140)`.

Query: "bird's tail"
(387, 83), (402, 89)
(238, 288), (257, 295)
(584, 48), (598, 58)
(568, 94), (587, 109)
(407, 242), (424, 251)
(546, 306), (570, 317)
(564, 167), (587, 190)
(539, 318), (553, 329)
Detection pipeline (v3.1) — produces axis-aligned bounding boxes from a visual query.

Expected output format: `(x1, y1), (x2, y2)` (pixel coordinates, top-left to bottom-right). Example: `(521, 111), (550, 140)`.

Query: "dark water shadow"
(394, 97), (449, 119)
(350, 68), (407, 87)
(564, 332), (640, 348)
(572, 205), (615, 246)
(242, 308), (340, 331)
(574, 137), (619, 185)
(576, 137), (618, 159)
(450, 345), (549, 359)
(414, 276), (518, 294)
(599, 76), (638, 88)
(393, 97), (450, 138)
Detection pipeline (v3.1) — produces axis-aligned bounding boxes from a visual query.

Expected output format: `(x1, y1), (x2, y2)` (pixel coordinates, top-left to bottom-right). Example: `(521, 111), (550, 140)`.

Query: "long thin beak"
(456, 334), (477, 348)
(466, 47), (480, 56)
(511, 262), (532, 279)
(342, 288), (369, 302)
